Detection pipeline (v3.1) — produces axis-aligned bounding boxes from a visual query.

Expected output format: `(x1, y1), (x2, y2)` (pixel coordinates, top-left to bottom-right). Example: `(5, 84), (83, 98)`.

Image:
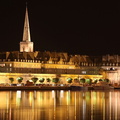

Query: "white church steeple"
(20, 5), (34, 52)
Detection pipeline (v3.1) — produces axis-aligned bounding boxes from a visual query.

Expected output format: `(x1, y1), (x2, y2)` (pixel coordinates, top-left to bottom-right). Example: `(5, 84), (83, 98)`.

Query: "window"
(10, 64), (12, 67)
(82, 71), (86, 74)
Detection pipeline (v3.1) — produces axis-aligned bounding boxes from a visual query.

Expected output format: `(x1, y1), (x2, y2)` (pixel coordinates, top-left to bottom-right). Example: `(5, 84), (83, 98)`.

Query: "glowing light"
(60, 90), (64, 98)
(16, 90), (21, 98)
(16, 91), (21, 107)
(52, 90), (55, 98)
(29, 80), (33, 82)
(29, 92), (32, 106)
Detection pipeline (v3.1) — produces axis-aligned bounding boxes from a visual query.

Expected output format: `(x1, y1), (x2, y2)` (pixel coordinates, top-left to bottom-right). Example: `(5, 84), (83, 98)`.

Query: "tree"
(86, 79), (92, 85)
(104, 78), (110, 83)
(80, 78), (85, 84)
(9, 77), (14, 84)
(52, 78), (59, 83)
(39, 78), (45, 84)
(67, 78), (72, 83)
(31, 77), (38, 84)
(17, 77), (23, 84)
(99, 79), (103, 82)
(74, 78), (79, 83)
(46, 78), (51, 83)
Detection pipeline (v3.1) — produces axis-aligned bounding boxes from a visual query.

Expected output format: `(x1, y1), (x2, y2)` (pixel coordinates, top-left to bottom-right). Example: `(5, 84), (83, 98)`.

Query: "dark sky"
(0, 1), (120, 55)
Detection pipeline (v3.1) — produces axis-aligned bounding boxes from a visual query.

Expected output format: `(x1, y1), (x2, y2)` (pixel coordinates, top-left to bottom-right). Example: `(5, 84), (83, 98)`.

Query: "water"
(0, 90), (120, 120)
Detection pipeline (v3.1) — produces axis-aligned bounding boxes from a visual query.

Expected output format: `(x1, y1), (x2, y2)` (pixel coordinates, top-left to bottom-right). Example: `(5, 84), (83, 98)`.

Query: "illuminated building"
(0, 7), (119, 84)
(20, 7), (33, 52)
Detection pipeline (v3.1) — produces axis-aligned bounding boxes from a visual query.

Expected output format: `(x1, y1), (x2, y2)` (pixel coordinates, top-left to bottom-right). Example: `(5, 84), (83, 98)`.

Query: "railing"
(0, 67), (99, 75)
(80, 62), (120, 67)
(1, 58), (120, 67)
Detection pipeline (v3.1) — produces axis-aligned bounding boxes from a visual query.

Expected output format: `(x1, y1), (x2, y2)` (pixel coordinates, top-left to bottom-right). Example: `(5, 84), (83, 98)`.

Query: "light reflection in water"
(0, 90), (120, 120)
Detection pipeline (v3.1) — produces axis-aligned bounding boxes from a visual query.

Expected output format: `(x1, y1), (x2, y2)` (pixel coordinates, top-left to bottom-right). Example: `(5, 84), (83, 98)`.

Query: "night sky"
(0, 1), (120, 56)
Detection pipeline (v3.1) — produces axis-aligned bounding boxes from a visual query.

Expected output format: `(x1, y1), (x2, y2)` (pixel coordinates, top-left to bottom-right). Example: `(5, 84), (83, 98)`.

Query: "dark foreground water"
(0, 90), (120, 120)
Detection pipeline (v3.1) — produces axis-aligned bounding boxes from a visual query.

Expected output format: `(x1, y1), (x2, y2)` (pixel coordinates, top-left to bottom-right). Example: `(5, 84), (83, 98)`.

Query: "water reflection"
(0, 90), (120, 120)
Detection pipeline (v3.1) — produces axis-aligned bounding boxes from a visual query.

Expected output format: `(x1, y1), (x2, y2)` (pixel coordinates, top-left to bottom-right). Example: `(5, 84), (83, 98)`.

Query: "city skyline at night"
(1, 2), (120, 119)
(0, 1), (120, 55)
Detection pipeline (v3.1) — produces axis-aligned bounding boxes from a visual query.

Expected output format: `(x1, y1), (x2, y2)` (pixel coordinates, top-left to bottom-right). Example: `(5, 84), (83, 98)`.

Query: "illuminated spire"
(22, 6), (31, 42)
(20, 5), (34, 52)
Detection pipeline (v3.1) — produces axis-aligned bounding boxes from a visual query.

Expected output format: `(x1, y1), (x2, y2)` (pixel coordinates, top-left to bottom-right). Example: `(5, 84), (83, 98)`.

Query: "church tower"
(20, 6), (34, 52)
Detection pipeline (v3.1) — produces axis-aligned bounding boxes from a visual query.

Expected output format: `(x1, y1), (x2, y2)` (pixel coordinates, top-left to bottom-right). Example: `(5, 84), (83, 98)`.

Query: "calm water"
(0, 90), (120, 120)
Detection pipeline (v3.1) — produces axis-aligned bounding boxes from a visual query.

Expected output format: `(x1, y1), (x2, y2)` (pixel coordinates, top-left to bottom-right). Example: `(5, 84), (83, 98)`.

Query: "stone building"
(0, 7), (119, 85)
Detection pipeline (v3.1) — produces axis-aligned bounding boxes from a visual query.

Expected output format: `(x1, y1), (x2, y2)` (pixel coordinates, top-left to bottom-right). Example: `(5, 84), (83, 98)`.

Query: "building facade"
(0, 7), (119, 85)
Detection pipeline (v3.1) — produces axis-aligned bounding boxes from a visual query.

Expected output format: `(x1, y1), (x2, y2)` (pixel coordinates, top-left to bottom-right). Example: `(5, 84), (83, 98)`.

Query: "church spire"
(22, 6), (31, 42)
(20, 5), (34, 52)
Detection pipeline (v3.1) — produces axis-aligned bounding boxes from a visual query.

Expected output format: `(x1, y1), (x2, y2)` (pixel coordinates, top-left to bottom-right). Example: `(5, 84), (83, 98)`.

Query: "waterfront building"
(0, 7), (119, 85)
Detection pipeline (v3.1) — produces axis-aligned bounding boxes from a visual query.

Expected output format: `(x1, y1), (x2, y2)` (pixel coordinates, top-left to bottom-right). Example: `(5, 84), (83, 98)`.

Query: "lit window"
(10, 68), (12, 71)
(10, 64), (12, 67)
(0, 64), (5, 67)
(82, 71), (86, 74)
